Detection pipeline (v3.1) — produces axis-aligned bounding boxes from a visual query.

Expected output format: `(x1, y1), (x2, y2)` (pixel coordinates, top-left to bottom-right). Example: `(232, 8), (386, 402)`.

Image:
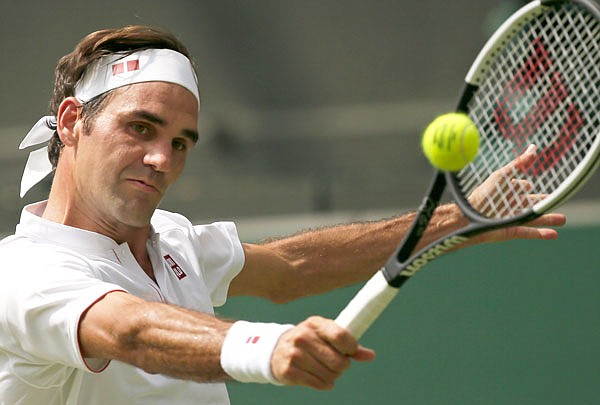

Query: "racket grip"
(335, 270), (399, 339)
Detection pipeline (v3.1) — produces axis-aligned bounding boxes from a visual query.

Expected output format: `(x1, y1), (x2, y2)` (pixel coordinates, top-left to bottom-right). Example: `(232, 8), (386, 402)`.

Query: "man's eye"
(132, 123), (149, 135)
(173, 140), (187, 151)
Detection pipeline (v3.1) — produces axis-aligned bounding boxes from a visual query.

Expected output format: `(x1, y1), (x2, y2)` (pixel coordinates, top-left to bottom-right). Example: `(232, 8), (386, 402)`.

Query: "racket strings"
(458, 2), (600, 220)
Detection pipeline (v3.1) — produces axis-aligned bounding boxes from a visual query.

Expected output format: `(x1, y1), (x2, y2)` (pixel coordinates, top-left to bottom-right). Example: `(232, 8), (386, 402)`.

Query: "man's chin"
(115, 199), (160, 228)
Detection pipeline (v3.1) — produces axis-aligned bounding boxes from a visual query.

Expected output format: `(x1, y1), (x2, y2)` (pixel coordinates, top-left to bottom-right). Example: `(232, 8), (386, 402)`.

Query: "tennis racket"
(336, 0), (600, 339)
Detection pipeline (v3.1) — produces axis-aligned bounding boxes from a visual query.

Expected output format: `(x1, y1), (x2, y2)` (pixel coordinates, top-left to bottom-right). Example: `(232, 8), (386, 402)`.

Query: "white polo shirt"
(0, 202), (245, 404)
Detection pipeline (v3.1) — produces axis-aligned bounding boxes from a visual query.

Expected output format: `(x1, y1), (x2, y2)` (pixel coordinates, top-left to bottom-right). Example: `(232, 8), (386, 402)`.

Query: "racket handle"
(335, 270), (399, 339)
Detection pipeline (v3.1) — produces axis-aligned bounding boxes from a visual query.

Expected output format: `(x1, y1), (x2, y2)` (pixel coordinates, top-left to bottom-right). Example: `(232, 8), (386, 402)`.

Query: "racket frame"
(335, 0), (600, 339)
(385, 0), (600, 284)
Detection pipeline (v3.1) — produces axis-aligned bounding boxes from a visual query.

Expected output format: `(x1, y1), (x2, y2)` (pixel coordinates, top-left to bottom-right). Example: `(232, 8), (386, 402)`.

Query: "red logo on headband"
(112, 60), (140, 76)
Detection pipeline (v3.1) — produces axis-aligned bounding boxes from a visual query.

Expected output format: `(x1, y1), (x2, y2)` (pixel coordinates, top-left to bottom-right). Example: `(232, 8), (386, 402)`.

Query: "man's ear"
(56, 97), (82, 146)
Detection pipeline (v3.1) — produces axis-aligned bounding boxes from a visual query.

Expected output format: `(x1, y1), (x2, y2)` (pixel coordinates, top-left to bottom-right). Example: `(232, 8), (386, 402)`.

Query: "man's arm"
(230, 204), (566, 302)
(78, 291), (231, 382)
(78, 290), (373, 388)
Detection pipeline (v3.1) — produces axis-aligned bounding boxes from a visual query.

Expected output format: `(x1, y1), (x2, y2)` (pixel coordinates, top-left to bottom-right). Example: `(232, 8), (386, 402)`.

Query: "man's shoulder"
(151, 209), (193, 232)
(151, 210), (241, 250)
(0, 233), (42, 252)
(0, 233), (89, 266)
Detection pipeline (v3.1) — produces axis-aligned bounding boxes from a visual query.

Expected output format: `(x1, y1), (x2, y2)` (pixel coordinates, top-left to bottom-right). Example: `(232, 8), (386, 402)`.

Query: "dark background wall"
(1, 0), (598, 232)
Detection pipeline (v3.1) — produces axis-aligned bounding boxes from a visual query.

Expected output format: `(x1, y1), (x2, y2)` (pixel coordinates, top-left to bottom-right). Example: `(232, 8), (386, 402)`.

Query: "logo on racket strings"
(401, 235), (468, 277)
(494, 37), (584, 174)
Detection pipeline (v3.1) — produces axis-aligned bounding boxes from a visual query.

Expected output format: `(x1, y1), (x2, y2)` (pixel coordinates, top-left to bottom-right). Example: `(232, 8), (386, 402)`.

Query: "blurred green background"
(221, 224), (600, 404)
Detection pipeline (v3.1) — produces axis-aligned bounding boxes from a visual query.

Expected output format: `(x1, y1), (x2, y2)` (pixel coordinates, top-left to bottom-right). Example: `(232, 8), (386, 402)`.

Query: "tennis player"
(0, 25), (566, 404)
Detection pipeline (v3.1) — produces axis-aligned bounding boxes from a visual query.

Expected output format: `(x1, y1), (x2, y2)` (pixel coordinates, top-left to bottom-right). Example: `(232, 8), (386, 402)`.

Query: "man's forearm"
(257, 203), (464, 298)
(79, 292), (232, 382)
(234, 200), (562, 302)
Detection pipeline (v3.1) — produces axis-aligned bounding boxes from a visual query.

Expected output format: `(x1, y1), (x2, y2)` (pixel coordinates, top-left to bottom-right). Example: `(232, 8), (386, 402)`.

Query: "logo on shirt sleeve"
(163, 254), (187, 280)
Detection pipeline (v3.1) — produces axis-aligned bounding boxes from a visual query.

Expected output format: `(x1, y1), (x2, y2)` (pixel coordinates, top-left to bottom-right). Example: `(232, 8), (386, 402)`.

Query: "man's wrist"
(220, 320), (293, 385)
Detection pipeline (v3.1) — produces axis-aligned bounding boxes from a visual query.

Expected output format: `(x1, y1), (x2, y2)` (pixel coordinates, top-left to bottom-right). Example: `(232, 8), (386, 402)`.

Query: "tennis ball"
(421, 113), (480, 171)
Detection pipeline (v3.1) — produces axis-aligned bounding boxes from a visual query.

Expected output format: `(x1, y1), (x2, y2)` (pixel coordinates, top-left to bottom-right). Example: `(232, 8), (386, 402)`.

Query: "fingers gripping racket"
(336, 0), (600, 339)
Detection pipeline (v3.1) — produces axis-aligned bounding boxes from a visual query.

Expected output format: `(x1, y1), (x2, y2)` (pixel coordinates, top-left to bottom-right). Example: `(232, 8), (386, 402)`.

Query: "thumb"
(350, 345), (376, 362)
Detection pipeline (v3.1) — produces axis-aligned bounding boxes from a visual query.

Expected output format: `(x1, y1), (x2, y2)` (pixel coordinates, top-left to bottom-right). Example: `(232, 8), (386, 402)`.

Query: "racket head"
(448, 0), (600, 223)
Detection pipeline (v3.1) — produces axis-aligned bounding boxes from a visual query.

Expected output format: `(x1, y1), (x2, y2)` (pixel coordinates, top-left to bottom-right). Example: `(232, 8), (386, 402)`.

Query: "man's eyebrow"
(182, 129), (199, 144)
(131, 110), (199, 143)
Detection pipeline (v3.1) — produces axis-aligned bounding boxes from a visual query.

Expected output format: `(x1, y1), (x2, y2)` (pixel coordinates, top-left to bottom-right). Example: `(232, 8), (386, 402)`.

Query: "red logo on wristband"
(246, 336), (261, 344)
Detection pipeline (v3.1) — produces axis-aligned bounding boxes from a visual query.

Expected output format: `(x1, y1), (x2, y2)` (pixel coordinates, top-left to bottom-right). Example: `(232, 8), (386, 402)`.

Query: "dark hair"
(47, 25), (195, 167)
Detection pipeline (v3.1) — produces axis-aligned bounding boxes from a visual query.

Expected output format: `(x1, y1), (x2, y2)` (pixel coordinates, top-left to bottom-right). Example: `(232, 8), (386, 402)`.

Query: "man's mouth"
(128, 178), (162, 194)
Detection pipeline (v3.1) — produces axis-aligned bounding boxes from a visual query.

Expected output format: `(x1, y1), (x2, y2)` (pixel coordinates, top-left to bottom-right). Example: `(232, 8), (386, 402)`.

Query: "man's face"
(71, 81), (198, 231)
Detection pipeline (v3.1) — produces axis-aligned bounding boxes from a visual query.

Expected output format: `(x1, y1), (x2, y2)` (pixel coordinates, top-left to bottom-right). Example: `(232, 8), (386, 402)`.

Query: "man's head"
(47, 25), (196, 167)
(55, 79), (199, 232)
(20, 25), (201, 233)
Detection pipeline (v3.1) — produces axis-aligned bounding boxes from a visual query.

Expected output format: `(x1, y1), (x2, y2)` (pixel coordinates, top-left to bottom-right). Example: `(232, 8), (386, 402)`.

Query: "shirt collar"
(16, 201), (158, 254)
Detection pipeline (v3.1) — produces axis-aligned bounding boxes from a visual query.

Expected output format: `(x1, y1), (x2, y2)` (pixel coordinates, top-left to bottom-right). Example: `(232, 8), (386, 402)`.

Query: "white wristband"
(220, 320), (293, 385)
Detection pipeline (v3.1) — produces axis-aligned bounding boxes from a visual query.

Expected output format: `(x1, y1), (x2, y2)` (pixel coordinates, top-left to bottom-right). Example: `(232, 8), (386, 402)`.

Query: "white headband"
(19, 48), (200, 197)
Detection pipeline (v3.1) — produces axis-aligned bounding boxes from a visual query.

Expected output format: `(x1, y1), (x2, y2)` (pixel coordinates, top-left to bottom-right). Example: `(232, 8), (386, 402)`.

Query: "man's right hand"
(270, 316), (376, 390)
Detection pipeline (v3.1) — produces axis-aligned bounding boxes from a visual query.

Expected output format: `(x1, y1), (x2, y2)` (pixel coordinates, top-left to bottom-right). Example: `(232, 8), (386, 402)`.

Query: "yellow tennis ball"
(421, 113), (480, 171)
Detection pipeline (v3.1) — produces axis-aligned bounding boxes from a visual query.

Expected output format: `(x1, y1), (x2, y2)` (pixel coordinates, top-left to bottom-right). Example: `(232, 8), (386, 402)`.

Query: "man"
(0, 26), (565, 404)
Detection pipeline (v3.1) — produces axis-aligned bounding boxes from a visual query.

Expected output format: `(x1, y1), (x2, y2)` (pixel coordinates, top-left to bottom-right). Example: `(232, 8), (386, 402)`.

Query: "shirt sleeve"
(151, 210), (245, 307)
(191, 221), (245, 307)
(0, 243), (126, 372)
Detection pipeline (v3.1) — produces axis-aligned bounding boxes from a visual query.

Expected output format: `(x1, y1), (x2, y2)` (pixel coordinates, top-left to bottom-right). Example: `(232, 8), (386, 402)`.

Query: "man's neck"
(43, 192), (155, 279)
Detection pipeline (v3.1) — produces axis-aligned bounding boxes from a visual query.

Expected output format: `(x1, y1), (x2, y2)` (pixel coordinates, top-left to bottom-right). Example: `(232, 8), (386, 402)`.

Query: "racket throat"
(384, 234), (470, 287)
